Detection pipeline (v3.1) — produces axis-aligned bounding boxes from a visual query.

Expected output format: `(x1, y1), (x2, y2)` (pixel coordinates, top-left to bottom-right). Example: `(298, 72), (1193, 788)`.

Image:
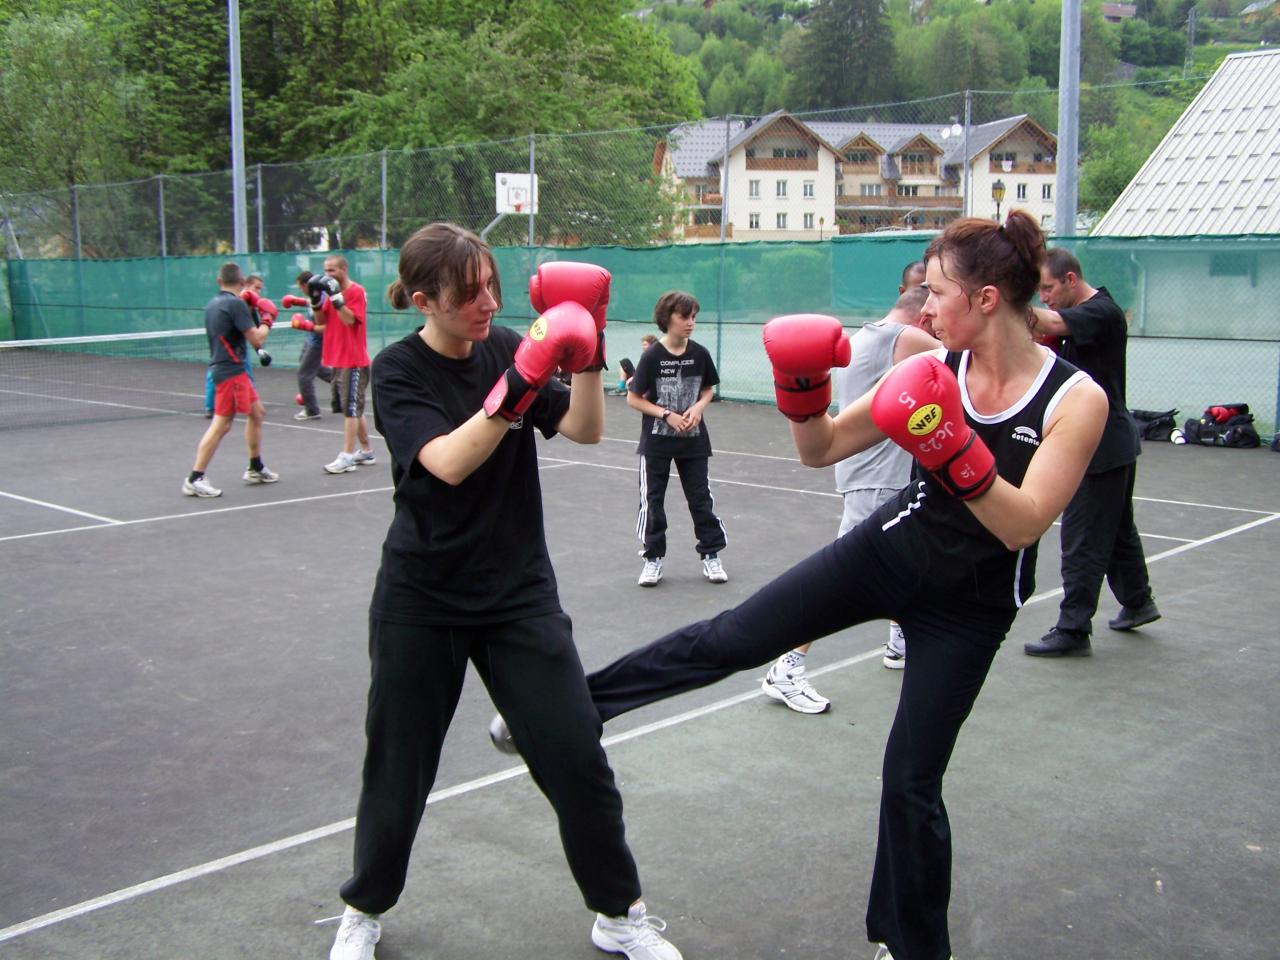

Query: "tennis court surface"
(2, 357), (1277, 959)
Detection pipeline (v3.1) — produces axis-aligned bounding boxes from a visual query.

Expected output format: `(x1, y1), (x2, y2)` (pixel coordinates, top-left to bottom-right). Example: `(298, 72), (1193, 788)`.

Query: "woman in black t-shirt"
(326, 223), (682, 960)
(581, 212), (1110, 960)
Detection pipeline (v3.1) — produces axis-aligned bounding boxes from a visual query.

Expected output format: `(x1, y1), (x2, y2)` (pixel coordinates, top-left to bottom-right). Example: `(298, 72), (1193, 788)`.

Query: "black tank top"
(869, 349), (1091, 610)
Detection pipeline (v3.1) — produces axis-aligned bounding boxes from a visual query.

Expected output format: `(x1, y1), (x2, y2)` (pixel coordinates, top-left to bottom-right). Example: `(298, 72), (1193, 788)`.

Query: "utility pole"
(1054, 0), (1081, 238)
(228, 0), (249, 254)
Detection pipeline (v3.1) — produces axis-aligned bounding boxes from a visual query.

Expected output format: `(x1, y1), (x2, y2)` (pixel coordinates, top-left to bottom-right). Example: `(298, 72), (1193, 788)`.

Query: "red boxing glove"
(761, 314), (851, 422)
(483, 301), (597, 421)
(529, 261), (610, 371)
(281, 294), (309, 309)
(256, 297), (278, 327)
(870, 354), (997, 501)
(240, 289), (261, 309)
(290, 314), (315, 332)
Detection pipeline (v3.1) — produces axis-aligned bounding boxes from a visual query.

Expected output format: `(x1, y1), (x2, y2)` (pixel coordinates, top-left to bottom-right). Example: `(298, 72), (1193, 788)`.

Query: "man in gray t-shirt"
(762, 279), (937, 713)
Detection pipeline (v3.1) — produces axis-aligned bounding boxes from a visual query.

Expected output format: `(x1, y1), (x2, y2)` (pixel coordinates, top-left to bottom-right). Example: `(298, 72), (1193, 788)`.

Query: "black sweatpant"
(339, 612), (641, 918)
(1055, 461), (1153, 634)
(588, 523), (1015, 960)
(636, 454), (727, 559)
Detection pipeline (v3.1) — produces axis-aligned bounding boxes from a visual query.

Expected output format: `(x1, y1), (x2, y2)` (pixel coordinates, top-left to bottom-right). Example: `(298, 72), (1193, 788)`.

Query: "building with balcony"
(654, 110), (1059, 242)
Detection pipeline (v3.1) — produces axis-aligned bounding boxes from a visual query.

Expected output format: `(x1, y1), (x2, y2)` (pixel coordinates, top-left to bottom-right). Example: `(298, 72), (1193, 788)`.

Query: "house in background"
(1092, 48), (1280, 340)
(654, 111), (1058, 242)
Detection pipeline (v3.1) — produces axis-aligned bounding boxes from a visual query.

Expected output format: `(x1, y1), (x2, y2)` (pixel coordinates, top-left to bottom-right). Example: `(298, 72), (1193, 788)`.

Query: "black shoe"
(1024, 628), (1092, 657)
(1108, 600), (1161, 631)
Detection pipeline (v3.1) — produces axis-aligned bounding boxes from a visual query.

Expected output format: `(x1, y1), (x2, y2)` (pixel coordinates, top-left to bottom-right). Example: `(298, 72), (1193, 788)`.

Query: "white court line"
(0, 647), (883, 945)
(1, 497), (1277, 941)
(0, 487), (395, 544)
(0, 490), (122, 525)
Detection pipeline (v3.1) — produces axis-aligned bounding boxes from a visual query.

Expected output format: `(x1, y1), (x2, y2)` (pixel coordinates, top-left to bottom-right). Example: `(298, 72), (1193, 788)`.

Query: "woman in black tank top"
(578, 212), (1109, 960)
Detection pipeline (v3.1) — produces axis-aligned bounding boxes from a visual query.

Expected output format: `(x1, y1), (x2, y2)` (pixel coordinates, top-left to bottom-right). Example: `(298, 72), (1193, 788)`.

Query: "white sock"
(776, 650), (806, 677)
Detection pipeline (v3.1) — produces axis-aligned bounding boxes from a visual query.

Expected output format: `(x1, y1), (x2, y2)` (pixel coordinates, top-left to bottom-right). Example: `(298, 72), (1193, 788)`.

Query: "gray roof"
(1093, 49), (1280, 236)
(663, 113), (1037, 180)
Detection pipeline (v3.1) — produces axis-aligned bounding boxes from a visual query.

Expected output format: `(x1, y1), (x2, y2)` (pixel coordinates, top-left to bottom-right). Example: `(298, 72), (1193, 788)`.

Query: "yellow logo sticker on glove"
(907, 403), (942, 436)
(528, 317), (548, 341)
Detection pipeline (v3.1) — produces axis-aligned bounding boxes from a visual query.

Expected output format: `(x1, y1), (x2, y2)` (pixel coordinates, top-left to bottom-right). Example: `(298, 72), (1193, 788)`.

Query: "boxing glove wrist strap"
(483, 366), (537, 422)
(928, 431), (997, 501)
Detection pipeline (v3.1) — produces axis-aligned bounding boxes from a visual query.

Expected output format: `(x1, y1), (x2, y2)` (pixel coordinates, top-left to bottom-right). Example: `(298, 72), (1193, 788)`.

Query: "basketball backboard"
(495, 172), (538, 215)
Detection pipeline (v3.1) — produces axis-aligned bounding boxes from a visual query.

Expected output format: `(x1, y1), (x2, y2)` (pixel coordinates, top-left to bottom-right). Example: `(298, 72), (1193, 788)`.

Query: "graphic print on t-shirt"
(651, 356), (702, 437)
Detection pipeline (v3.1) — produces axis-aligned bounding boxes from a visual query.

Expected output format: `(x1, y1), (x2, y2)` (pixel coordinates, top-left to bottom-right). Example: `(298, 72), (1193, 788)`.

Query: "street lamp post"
(991, 179), (1006, 223)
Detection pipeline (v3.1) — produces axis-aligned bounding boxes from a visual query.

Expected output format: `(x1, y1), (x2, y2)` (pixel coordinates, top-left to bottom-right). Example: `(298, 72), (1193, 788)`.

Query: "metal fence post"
(380, 150), (388, 249)
(963, 90), (972, 218)
(255, 163), (264, 254)
(71, 182), (86, 334)
(527, 134), (536, 249)
(157, 175), (167, 258)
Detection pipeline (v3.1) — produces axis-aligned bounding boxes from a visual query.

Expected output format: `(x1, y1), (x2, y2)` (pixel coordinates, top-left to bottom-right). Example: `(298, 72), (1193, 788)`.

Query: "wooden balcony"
(684, 223), (733, 239)
(746, 157), (818, 171)
(835, 195), (962, 210)
(989, 161), (1057, 175)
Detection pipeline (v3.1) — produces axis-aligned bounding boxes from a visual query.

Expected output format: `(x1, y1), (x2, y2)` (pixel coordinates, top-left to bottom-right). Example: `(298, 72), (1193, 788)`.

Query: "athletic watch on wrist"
(660, 409), (671, 422)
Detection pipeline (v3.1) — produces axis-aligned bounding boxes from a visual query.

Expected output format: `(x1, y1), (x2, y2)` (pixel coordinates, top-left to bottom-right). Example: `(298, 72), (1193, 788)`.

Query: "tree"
(787, 0), (899, 110)
(0, 13), (153, 255)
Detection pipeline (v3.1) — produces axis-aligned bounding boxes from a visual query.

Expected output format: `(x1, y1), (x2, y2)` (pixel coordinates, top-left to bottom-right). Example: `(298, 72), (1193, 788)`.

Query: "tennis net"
(0, 328), (224, 430)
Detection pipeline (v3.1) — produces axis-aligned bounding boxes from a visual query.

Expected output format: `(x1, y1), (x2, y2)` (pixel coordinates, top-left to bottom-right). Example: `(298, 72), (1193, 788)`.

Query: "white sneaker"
(488, 713), (518, 755)
(242, 466), (279, 484)
(591, 901), (682, 960)
(761, 662), (831, 714)
(294, 409), (321, 421)
(884, 623), (906, 669)
(701, 553), (728, 583)
(181, 476), (221, 498)
(351, 449), (377, 466)
(324, 452), (358, 474)
(329, 905), (381, 960)
(872, 946), (893, 960)
(638, 557), (663, 587)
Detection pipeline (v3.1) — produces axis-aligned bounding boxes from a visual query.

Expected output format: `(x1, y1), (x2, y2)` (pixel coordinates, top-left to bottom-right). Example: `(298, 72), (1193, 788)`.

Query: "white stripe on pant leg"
(635, 455), (649, 546)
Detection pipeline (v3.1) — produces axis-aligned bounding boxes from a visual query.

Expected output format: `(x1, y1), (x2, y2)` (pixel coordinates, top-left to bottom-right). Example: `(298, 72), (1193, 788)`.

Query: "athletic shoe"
(884, 623), (906, 669)
(181, 476), (221, 498)
(324, 452), (358, 474)
(591, 901), (682, 960)
(351, 449), (377, 466)
(203, 410), (214, 419)
(701, 553), (728, 583)
(638, 557), (663, 587)
(328, 905), (381, 960)
(242, 466), (279, 484)
(761, 663), (831, 714)
(1108, 599), (1161, 631)
(1024, 627), (1092, 657)
(488, 713), (518, 755)
(293, 409), (321, 421)
(871, 946), (953, 960)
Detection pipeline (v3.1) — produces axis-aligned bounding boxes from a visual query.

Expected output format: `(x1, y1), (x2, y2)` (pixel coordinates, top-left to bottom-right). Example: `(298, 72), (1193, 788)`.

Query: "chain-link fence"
(3, 83), (1278, 434)
(0, 83), (1205, 257)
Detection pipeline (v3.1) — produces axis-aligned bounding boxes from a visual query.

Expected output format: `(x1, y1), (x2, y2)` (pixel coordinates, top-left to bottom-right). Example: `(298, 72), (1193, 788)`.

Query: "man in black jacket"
(1024, 248), (1160, 657)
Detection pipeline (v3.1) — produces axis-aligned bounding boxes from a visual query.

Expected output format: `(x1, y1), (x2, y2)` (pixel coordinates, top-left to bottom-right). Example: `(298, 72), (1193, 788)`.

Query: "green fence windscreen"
(5, 235), (1278, 433)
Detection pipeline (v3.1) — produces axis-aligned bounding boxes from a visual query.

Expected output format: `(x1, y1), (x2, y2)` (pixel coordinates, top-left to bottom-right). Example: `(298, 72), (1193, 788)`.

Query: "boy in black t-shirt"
(627, 291), (727, 586)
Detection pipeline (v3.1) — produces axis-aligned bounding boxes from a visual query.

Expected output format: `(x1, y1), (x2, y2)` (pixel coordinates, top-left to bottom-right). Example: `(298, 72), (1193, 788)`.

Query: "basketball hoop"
(513, 202), (523, 215)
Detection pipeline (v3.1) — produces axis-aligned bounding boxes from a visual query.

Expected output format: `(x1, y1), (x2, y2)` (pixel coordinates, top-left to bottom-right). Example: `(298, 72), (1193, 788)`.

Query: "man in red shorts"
(310, 254), (377, 474)
(182, 262), (279, 498)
